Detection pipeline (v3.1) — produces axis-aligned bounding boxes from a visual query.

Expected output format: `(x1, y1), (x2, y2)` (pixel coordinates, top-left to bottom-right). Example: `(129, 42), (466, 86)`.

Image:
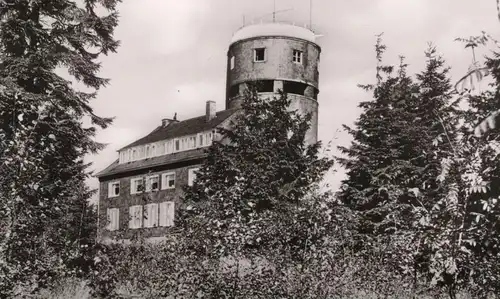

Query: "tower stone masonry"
(225, 22), (321, 144)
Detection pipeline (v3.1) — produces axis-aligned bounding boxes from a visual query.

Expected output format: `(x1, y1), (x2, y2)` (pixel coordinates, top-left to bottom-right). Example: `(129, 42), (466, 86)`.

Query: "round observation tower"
(225, 22), (321, 144)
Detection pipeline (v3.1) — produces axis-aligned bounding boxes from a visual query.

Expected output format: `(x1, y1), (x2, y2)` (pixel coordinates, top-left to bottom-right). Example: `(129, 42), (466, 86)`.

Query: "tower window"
(283, 81), (308, 96)
(229, 84), (239, 98)
(230, 56), (235, 69)
(293, 50), (303, 64)
(253, 80), (274, 93)
(254, 48), (266, 62)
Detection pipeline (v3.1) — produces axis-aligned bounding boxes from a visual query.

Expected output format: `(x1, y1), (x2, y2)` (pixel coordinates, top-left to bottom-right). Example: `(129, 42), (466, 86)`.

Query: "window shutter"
(128, 206), (134, 228)
(188, 168), (199, 186)
(106, 209), (112, 230)
(129, 205), (143, 229)
(144, 205), (150, 227)
(144, 204), (158, 227)
(137, 206), (143, 228)
(166, 202), (175, 227)
(151, 203), (158, 227)
(113, 208), (119, 230)
(159, 202), (174, 227)
(188, 170), (194, 186)
(159, 202), (167, 227)
(107, 208), (119, 231)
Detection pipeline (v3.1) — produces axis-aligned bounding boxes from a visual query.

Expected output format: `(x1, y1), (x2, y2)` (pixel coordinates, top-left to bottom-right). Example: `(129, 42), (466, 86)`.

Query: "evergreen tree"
(180, 88), (334, 257)
(0, 0), (120, 296)
(337, 38), (421, 235)
(337, 39), (461, 295)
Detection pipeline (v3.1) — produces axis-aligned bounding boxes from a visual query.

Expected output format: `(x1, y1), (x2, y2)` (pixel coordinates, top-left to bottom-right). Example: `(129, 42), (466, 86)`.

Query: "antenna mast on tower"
(309, 0), (313, 30)
(250, 0), (292, 24)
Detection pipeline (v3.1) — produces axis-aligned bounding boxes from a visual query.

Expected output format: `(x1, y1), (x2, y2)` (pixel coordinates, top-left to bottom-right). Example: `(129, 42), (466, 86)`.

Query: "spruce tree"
(0, 0), (120, 295)
(336, 38), (420, 235)
(337, 40), (461, 295)
(180, 88), (334, 257)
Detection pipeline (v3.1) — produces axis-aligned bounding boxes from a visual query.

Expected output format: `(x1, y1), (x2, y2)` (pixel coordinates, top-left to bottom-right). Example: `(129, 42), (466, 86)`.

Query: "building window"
(199, 134), (204, 147)
(130, 177), (144, 194)
(188, 168), (200, 186)
(159, 201), (175, 227)
(189, 136), (196, 149)
(165, 140), (173, 154)
(108, 181), (120, 198)
(132, 149), (137, 160)
(230, 56), (235, 69)
(292, 50), (303, 64)
(144, 203), (159, 228)
(146, 175), (159, 192)
(106, 208), (119, 231)
(162, 172), (175, 189)
(129, 205), (143, 229)
(175, 139), (180, 152)
(151, 144), (156, 157)
(254, 48), (266, 62)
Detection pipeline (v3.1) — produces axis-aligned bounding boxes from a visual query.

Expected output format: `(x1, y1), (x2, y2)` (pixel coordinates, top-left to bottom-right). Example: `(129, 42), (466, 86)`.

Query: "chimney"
(206, 101), (216, 122)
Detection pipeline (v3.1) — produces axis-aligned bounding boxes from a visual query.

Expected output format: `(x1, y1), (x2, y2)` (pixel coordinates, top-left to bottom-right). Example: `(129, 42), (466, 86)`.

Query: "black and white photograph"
(1, 0), (500, 298)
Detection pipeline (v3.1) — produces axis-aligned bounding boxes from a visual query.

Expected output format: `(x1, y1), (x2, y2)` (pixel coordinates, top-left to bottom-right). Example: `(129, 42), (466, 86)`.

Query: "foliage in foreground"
(0, 0), (120, 297)
(337, 31), (500, 298)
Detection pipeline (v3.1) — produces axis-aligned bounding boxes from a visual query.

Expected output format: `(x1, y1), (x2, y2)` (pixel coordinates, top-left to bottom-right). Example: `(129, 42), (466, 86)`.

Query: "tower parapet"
(225, 22), (321, 144)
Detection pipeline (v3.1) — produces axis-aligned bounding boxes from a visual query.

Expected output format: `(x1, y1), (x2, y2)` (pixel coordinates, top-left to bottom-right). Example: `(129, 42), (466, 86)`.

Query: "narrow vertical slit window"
(230, 56), (235, 69)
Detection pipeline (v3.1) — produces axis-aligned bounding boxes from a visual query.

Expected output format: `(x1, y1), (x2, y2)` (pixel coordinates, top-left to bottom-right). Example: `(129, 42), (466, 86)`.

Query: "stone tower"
(225, 22), (321, 144)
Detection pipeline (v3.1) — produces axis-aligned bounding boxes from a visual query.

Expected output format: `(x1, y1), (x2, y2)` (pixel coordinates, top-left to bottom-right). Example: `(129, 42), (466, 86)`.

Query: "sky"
(85, 0), (500, 202)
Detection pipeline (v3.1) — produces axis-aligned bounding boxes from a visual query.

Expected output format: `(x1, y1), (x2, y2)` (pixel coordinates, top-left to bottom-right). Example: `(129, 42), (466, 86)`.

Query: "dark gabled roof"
(95, 148), (208, 179)
(95, 108), (241, 179)
(119, 108), (239, 151)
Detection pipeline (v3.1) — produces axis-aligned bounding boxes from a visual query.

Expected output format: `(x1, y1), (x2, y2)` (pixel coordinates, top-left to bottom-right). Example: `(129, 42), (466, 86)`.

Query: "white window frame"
(159, 201), (175, 227)
(207, 132), (213, 145)
(189, 136), (196, 149)
(129, 205), (143, 229)
(254, 48), (266, 62)
(106, 208), (119, 231)
(151, 144), (156, 157)
(188, 168), (200, 186)
(161, 172), (176, 190)
(130, 177), (144, 194)
(108, 181), (120, 198)
(230, 56), (235, 69)
(292, 49), (303, 64)
(146, 175), (159, 192)
(165, 140), (173, 154)
(139, 146), (145, 159)
(198, 133), (205, 147)
(144, 203), (159, 228)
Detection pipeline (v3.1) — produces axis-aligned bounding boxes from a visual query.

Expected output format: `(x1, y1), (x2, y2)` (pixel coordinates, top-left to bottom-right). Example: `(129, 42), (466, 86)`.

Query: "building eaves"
(95, 148), (208, 179)
(118, 108), (240, 151)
